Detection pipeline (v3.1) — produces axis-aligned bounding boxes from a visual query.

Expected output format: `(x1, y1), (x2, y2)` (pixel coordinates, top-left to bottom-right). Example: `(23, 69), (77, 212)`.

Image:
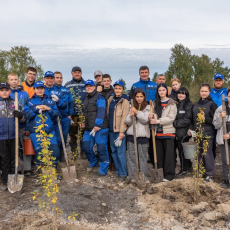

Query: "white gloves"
(70, 120), (74, 125)
(114, 137), (122, 147)
(90, 129), (96, 137)
(51, 94), (59, 102)
(39, 109), (42, 114)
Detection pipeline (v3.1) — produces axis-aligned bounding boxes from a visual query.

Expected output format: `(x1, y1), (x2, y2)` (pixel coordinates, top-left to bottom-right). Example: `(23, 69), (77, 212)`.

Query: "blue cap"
(113, 80), (124, 88)
(214, 73), (224, 80)
(85, 79), (95, 86)
(44, 71), (54, 78)
(34, 81), (45, 88)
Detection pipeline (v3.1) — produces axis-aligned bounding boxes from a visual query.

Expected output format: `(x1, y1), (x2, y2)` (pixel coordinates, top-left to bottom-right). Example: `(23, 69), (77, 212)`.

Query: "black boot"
(221, 180), (229, 188)
(53, 164), (62, 180)
(59, 150), (66, 162)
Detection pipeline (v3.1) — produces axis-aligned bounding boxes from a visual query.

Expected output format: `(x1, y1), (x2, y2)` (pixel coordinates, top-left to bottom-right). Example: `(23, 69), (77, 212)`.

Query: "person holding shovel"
(0, 82), (23, 191)
(213, 89), (230, 188)
(125, 89), (150, 183)
(148, 83), (177, 182)
(23, 81), (60, 178)
(107, 80), (129, 181)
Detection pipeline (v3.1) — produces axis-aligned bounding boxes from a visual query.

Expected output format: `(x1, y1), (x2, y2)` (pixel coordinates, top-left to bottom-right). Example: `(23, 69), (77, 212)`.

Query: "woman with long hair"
(173, 87), (193, 176)
(189, 83), (217, 182)
(125, 89), (150, 182)
(149, 83), (177, 181)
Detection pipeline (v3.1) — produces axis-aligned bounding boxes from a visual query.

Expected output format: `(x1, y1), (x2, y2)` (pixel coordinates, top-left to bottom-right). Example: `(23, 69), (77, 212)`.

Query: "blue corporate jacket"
(23, 94), (59, 134)
(53, 85), (74, 117)
(0, 97), (23, 140)
(65, 78), (86, 115)
(210, 87), (227, 107)
(10, 88), (29, 128)
(44, 86), (67, 110)
(129, 78), (157, 102)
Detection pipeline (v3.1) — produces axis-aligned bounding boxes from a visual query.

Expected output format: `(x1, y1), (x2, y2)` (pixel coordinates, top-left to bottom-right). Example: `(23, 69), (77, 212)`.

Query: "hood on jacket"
(197, 96), (214, 105)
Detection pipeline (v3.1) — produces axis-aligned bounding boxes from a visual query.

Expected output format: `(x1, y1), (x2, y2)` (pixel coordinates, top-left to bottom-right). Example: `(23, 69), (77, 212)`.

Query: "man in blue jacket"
(210, 73), (227, 159)
(129, 66), (157, 102)
(8, 73), (35, 176)
(54, 71), (74, 162)
(23, 81), (61, 179)
(44, 71), (67, 154)
(0, 82), (23, 191)
(65, 66), (86, 155)
(82, 80), (109, 177)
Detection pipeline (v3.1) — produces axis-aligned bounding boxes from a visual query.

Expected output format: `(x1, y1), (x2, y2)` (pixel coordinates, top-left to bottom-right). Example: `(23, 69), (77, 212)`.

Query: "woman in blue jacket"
(23, 81), (60, 176)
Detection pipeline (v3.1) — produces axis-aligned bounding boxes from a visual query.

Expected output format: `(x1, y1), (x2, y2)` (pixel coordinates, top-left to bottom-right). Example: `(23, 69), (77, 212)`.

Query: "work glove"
(51, 94), (59, 102)
(13, 110), (23, 120)
(70, 120), (74, 125)
(39, 109), (43, 114)
(90, 129), (96, 137)
(114, 137), (122, 147)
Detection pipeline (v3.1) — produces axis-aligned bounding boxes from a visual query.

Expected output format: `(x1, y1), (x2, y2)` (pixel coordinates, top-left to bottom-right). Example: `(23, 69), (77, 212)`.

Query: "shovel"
(8, 92), (24, 193)
(222, 94), (230, 181)
(57, 117), (76, 183)
(131, 99), (146, 189)
(149, 100), (163, 182)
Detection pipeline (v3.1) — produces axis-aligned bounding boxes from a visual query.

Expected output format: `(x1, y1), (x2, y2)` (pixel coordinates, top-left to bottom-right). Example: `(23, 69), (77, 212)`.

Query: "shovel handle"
(150, 100), (158, 171)
(131, 99), (140, 172)
(57, 117), (69, 168)
(222, 94), (229, 167)
(15, 92), (19, 170)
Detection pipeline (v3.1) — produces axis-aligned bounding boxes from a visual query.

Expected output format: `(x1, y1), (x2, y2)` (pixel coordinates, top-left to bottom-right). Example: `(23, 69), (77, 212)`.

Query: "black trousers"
(156, 138), (175, 180)
(0, 139), (15, 184)
(175, 140), (190, 171)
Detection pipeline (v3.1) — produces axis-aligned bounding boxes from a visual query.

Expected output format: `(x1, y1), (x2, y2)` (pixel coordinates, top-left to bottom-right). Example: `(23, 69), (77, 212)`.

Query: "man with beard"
(210, 73), (227, 159)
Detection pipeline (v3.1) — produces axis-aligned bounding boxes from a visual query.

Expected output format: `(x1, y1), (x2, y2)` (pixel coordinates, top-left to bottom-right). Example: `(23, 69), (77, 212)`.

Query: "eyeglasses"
(177, 92), (186, 95)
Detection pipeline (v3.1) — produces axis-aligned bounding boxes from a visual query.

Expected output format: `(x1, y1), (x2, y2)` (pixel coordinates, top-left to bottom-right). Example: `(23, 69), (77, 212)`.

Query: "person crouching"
(82, 80), (110, 177)
(0, 82), (23, 191)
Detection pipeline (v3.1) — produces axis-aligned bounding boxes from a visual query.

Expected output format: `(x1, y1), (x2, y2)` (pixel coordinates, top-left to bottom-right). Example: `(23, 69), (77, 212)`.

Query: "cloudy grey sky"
(0, 0), (230, 87)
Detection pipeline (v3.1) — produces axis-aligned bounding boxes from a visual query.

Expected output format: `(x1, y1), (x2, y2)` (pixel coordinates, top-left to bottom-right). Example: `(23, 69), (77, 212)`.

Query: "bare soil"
(0, 148), (230, 230)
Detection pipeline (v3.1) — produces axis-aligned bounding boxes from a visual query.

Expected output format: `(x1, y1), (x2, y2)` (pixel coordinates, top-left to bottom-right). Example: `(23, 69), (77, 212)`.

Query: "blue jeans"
(109, 132), (127, 177)
(82, 128), (109, 175)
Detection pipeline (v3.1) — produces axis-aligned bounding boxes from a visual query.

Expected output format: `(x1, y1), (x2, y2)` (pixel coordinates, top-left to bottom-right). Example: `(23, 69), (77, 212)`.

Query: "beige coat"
(153, 98), (177, 134)
(107, 96), (130, 133)
(213, 105), (224, 145)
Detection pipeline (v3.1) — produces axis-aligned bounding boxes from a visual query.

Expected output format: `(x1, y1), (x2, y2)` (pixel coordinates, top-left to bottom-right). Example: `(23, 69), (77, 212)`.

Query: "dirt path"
(0, 151), (230, 230)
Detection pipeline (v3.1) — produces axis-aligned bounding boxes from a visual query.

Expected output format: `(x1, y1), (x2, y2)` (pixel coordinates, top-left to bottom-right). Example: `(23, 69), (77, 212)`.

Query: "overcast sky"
(1, 0), (230, 88)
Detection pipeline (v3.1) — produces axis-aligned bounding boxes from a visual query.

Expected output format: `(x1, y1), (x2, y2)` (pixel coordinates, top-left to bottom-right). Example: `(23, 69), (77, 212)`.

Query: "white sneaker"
(163, 178), (169, 182)
(203, 176), (213, 182)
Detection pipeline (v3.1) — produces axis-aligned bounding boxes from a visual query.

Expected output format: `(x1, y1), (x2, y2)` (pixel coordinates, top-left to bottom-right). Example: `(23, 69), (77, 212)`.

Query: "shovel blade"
(133, 172), (147, 189)
(62, 166), (76, 183)
(7, 174), (24, 193)
(150, 168), (164, 183)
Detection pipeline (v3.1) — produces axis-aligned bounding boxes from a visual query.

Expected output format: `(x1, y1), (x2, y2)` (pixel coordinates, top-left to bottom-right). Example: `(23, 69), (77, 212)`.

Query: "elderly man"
(65, 66), (86, 155)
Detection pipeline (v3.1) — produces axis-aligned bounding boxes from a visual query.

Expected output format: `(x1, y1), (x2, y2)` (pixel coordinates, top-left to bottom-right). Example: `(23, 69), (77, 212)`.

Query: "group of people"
(0, 65), (229, 192)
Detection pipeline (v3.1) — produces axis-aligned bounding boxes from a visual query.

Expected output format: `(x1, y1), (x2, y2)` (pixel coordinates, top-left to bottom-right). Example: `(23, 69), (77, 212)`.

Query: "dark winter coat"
(192, 96), (217, 138)
(168, 89), (177, 101)
(173, 100), (193, 140)
(101, 86), (114, 101)
(83, 90), (108, 131)
(0, 97), (23, 140)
